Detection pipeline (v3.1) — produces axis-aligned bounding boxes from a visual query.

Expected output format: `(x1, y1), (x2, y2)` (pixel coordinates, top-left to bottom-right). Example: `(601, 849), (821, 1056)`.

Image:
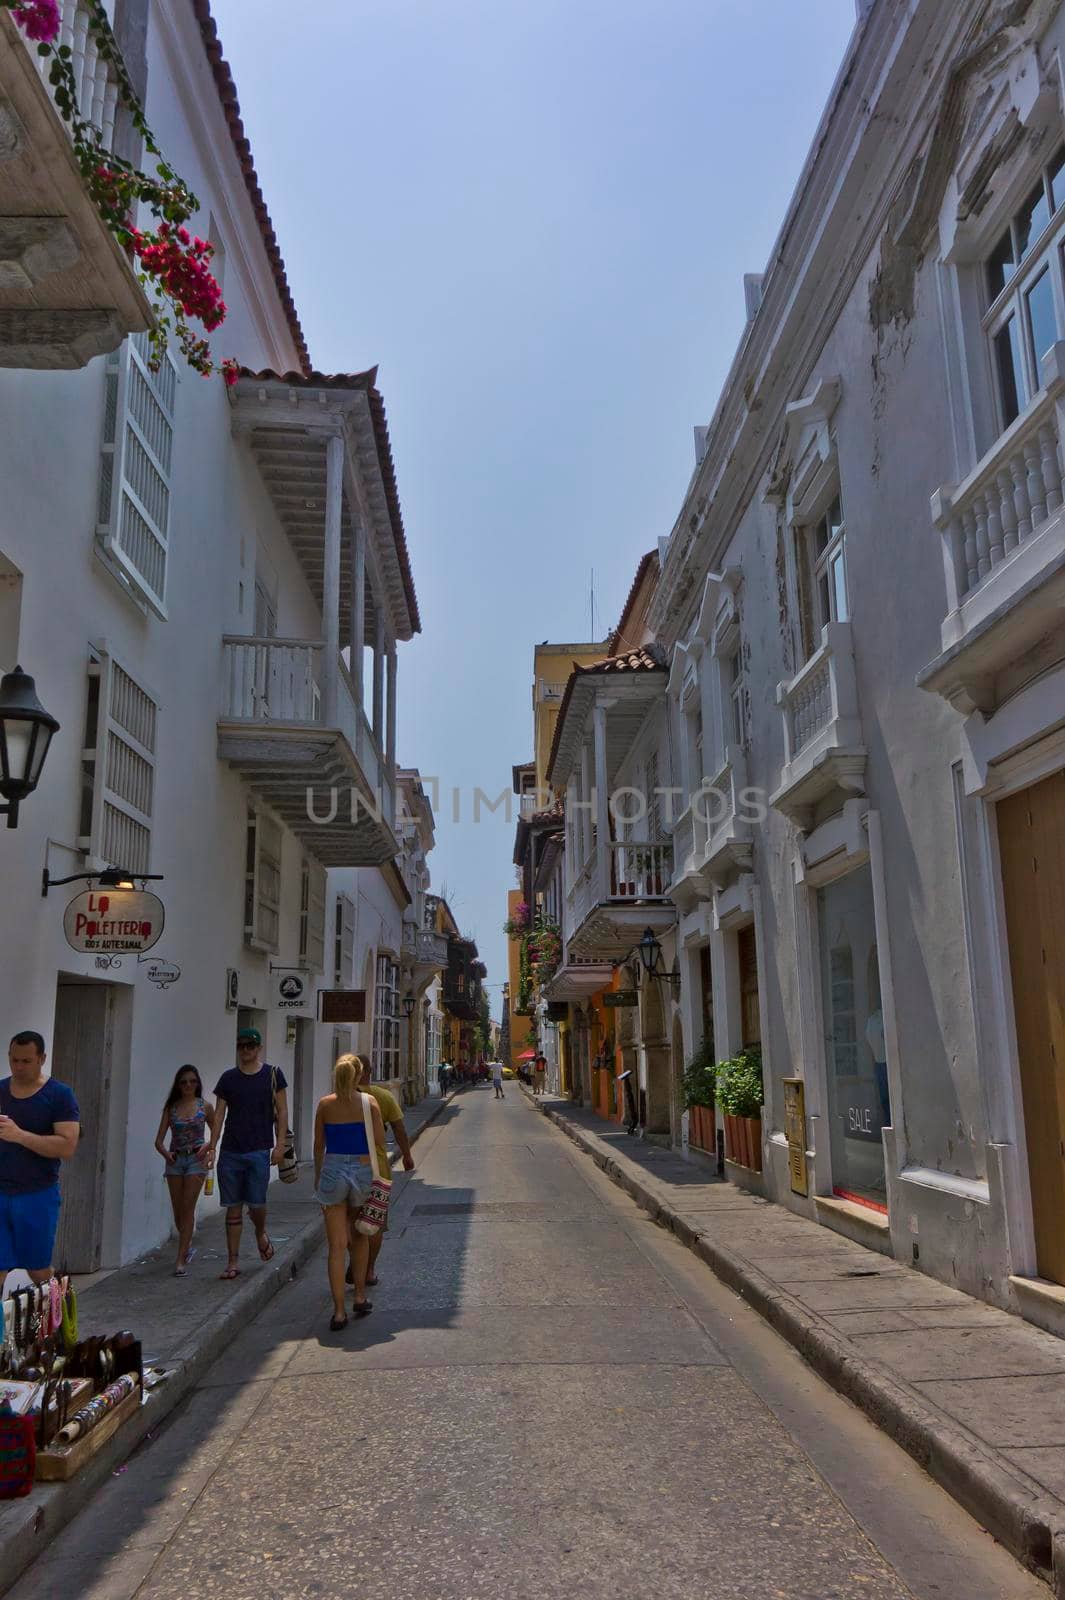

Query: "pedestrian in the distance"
(0, 1031), (80, 1284)
(154, 1065), (214, 1277)
(313, 1053), (382, 1329)
(439, 1061), (450, 1096)
(208, 1029), (287, 1280)
(491, 1061), (505, 1100)
(534, 1054), (547, 1096)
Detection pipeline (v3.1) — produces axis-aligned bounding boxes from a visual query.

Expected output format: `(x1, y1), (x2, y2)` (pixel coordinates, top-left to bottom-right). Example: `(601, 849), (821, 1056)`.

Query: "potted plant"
(682, 1037), (716, 1153)
(717, 1047), (763, 1170)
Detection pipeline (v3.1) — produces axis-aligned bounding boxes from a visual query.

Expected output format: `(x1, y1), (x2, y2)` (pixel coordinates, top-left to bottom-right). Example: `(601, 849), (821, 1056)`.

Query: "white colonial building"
(650, 0), (1065, 1333)
(0, 0), (443, 1268)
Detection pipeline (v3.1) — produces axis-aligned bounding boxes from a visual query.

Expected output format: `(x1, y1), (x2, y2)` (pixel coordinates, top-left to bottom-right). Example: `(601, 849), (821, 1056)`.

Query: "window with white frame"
(244, 808), (282, 952)
(796, 491), (848, 658)
(96, 334), (177, 618)
(726, 647), (747, 749)
(78, 651), (157, 874)
(373, 953), (400, 1080)
(334, 892), (355, 987)
(299, 857), (327, 972)
(985, 146), (1065, 429)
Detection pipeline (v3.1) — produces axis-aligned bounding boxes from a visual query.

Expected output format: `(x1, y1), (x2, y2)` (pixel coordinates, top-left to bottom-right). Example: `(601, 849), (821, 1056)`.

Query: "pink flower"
(13, 0), (61, 42)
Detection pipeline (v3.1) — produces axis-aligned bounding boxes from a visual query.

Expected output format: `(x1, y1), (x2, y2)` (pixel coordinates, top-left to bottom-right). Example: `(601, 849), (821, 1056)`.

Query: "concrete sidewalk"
(0, 1088), (456, 1594)
(527, 1091), (1065, 1597)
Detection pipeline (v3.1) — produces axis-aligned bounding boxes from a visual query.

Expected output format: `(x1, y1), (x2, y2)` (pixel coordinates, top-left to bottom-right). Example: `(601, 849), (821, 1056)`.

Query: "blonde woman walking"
(313, 1053), (385, 1330)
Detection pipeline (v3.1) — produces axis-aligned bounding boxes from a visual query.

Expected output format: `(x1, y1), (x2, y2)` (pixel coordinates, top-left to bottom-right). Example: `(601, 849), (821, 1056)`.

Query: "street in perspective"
(1, 0), (1065, 1595)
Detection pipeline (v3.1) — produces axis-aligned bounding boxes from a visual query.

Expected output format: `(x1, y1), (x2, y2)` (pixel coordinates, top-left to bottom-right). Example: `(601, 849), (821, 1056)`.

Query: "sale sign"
(63, 889), (165, 955)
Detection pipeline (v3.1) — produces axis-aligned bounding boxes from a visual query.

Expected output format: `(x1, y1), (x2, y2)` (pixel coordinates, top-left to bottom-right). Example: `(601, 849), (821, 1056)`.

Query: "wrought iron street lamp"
(0, 665), (58, 829)
(635, 927), (682, 993)
(402, 992), (416, 1018)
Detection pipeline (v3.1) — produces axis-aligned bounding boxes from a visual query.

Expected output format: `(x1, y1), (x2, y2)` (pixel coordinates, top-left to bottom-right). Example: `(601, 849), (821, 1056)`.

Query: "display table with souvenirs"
(0, 1276), (143, 1494)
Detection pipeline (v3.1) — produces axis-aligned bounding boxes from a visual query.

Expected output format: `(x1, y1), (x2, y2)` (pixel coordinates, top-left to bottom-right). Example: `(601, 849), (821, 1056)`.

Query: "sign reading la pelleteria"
(63, 890), (164, 955)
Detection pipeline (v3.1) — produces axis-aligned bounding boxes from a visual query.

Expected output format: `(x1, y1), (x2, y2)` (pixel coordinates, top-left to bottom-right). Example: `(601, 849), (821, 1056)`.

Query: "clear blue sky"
(212, 0), (857, 1013)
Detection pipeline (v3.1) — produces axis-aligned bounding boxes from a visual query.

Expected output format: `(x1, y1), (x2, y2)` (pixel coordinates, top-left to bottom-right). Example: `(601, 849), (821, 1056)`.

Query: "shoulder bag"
(353, 1093), (392, 1236)
(270, 1066), (299, 1184)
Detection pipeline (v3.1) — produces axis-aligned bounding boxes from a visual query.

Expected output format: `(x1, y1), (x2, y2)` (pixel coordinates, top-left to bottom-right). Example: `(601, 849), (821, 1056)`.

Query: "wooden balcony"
(920, 342), (1065, 717)
(769, 621), (866, 828)
(217, 635), (397, 868)
(566, 839), (674, 959)
(0, 4), (150, 367)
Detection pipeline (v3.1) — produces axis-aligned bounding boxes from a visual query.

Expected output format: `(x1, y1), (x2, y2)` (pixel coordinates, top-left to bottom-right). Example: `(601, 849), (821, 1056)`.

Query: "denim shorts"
(165, 1150), (208, 1179)
(314, 1153), (373, 1209)
(217, 1148), (271, 1207)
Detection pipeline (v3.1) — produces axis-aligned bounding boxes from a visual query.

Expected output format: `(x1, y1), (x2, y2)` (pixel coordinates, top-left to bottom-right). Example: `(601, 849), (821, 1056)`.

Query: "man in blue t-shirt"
(208, 1028), (287, 1281)
(0, 1031), (80, 1282)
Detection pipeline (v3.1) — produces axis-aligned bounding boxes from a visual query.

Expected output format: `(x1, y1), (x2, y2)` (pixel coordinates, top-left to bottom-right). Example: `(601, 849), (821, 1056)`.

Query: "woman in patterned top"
(154, 1066), (215, 1277)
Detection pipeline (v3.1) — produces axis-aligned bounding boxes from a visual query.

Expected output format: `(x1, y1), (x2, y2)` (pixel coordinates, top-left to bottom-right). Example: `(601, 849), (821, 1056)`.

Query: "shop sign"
(276, 973), (307, 1010)
(782, 1077), (808, 1198)
(319, 989), (367, 1024)
(841, 1083), (885, 1145)
(604, 990), (638, 1009)
(63, 890), (164, 955)
(140, 956), (181, 989)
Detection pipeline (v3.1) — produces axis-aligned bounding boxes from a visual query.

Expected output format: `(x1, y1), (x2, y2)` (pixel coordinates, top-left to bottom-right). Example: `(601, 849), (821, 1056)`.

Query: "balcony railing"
(28, 0), (122, 153)
(402, 925), (449, 968)
(932, 378), (1064, 611)
(609, 839), (673, 899)
(771, 621), (865, 824)
(220, 635), (394, 825)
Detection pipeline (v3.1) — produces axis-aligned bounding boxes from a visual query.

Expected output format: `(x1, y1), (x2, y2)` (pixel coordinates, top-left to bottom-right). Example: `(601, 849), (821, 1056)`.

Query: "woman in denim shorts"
(154, 1066), (215, 1277)
(313, 1054), (385, 1330)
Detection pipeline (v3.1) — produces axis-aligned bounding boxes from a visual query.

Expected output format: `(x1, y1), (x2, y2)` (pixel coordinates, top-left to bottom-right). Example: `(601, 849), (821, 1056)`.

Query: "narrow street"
(9, 1089), (1043, 1600)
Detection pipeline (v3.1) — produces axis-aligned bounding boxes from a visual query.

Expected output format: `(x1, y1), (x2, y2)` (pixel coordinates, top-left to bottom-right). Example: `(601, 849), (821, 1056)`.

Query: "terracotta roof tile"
(607, 549), (659, 655)
(191, 1), (310, 376)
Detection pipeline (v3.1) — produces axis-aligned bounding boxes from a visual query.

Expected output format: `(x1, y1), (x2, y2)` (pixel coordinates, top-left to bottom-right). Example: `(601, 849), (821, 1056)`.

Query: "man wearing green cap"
(207, 1028), (287, 1279)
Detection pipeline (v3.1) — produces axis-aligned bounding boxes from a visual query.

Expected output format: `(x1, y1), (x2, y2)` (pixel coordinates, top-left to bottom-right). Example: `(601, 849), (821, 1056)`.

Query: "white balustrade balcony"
(921, 342), (1065, 716)
(218, 635), (397, 867)
(565, 838), (675, 959)
(402, 923), (449, 971)
(0, 2), (150, 367)
(770, 620), (865, 827)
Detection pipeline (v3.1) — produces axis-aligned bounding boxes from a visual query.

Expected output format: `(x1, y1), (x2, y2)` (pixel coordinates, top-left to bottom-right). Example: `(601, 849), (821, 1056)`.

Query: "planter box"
(724, 1112), (762, 1172)
(688, 1104), (716, 1153)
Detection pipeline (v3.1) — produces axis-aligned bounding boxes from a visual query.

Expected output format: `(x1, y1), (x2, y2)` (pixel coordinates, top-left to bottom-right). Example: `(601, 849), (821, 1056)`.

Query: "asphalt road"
(9, 1087), (1046, 1600)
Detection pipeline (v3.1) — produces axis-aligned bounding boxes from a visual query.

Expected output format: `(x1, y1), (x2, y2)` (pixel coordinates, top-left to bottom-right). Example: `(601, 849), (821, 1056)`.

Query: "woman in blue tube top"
(313, 1053), (385, 1330)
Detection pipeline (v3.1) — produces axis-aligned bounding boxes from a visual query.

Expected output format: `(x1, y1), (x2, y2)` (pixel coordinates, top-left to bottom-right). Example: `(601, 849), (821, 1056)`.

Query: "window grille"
(78, 652), (157, 874)
(373, 954), (400, 1080)
(245, 809), (282, 952)
(96, 334), (177, 618)
(334, 892), (355, 987)
(299, 857), (327, 972)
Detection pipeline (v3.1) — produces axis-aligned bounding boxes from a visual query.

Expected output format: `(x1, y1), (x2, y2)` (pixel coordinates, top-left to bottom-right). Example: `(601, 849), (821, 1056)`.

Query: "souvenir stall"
(0, 1275), (143, 1493)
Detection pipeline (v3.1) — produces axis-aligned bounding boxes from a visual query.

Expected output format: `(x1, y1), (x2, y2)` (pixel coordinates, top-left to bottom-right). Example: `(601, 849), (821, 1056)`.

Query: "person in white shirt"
(491, 1062), (505, 1100)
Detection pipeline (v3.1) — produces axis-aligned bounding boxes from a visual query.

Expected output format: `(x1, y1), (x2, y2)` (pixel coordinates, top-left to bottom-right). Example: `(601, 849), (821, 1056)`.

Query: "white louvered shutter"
(97, 335), (176, 618)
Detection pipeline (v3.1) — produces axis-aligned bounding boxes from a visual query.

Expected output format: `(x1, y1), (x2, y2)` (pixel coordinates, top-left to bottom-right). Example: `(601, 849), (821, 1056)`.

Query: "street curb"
(528, 1092), (1065, 1595)
(0, 1089), (457, 1597)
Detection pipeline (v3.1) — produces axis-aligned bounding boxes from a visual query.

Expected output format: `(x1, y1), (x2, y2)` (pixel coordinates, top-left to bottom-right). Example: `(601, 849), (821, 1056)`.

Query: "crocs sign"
(63, 889), (165, 954)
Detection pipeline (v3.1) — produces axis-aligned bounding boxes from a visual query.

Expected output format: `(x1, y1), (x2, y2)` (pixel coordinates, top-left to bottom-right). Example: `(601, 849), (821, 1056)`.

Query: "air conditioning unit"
(225, 968), (239, 1011)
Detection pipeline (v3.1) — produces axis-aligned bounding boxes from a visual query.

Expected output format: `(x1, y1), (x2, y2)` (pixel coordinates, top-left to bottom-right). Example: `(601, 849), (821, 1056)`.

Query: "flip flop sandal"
(174, 1266), (187, 1278)
(257, 1238), (275, 1262)
(329, 1315), (348, 1332)
(366, 1275), (379, 1287)
(219, 1267), (241, 1280)
(353, 1300), (373, 1318)
(184, 1248), (197, 1266)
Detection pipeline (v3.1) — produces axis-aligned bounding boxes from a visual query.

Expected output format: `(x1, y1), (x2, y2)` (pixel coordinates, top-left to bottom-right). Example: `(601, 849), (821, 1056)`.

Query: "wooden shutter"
(97, 335), (176, 618)
(300, 857), (327, 971)
(79, 653), (157, 874)
(334, 892), (355, 986)
(738, 925), (761, 1048)
(245, 810), (281, 952)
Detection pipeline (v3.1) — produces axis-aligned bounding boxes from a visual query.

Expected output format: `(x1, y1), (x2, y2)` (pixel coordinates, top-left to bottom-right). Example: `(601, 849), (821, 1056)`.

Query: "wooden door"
(52, 981), (113, 1274)
(998, 770), (1065, 1284)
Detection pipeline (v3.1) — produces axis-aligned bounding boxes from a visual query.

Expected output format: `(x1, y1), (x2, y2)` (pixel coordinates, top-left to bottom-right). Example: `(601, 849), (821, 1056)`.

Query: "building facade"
(0, 0), (438, 1268)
